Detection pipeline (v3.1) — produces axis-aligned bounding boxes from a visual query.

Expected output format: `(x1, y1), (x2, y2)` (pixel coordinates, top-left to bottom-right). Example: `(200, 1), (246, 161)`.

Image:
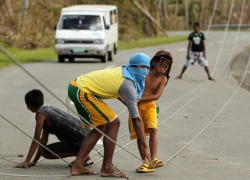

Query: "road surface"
(0, 31), (250, 180)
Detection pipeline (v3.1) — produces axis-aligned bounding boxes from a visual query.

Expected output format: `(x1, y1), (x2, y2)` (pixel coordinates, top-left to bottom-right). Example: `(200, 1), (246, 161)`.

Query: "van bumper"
(55, 44), (107, 57)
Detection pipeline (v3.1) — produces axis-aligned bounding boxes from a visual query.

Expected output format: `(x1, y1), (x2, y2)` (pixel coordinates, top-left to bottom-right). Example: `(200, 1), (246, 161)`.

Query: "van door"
(102, 16), (110, 51)
(109, 9), (118, 51)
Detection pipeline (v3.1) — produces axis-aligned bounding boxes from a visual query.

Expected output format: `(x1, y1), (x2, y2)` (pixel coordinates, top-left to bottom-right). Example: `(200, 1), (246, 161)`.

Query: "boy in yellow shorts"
(128, 50), (173, 172)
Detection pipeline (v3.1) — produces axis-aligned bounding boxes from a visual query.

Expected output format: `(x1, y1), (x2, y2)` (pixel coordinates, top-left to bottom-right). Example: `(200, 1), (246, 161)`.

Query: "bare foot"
(100, 167), (126, 178)
(176, 75), (182, 79)
(69, 154), (92, 167)
(208, 77), (215, 81)
(85, 154), (91, 162)
(70, 162), (97, 176)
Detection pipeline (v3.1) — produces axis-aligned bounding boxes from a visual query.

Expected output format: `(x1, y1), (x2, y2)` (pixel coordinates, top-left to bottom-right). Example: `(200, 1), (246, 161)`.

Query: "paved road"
(0, 31), (250, 180)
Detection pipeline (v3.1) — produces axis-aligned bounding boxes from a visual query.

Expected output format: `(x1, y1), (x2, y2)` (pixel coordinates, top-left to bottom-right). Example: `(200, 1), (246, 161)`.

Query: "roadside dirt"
(231, 48), (250, 91)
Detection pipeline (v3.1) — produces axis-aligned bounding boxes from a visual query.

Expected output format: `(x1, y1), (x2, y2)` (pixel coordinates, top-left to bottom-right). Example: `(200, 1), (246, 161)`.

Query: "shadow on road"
(46, 58), (107, 64)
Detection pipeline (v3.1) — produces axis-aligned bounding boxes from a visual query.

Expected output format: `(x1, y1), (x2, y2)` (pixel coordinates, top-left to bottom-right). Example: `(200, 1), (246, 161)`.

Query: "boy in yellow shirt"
(68, 53), (152, 177)
(128, 50), (173, 172)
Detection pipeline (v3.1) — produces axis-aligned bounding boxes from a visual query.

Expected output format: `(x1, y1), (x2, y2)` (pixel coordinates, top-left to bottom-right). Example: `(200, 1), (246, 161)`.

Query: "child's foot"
(100, 166), (127, 178)
(208, 77), (215, 81)
(135, 163), (155, 173)
(176, 75), (182, 79)
(152, 158), (165, 168)
(100, 171), (127, 178)
(69, 154), (92, 167)
(70, 162), (98, 176)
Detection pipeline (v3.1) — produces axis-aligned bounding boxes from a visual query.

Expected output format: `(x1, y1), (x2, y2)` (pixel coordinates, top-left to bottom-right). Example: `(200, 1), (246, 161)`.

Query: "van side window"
(110, 10), (117, 25)
(114, 10), (117, 23)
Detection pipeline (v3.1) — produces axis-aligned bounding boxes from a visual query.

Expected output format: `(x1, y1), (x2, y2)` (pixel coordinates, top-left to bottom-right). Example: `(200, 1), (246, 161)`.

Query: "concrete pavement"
(0, 31), (250, 180)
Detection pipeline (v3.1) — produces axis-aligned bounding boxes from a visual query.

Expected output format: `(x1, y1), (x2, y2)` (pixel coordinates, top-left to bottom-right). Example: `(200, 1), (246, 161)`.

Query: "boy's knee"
(106, 118), (120, 130)
(97, 124), (107, 132)
(148, 128), (157, 135)
(41, 148), (51, 159)
(184, 60), (189, 67)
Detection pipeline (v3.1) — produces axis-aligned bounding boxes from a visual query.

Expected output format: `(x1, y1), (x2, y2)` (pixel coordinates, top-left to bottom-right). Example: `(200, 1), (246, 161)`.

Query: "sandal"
(136, 163), (155, 173)
(69, 161), (94, 168)
(152, 158), (165, 168)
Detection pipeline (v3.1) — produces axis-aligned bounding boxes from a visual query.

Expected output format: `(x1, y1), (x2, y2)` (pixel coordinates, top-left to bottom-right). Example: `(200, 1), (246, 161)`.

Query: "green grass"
(247, 46), (250, 51)
(0, 35), (186, 68)
(0, 47), (56, 68)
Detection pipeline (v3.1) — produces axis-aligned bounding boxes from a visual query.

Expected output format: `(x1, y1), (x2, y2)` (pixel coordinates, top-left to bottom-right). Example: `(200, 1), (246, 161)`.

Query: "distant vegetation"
(0, 35), (186, 68)
(0, 0), (249, 49)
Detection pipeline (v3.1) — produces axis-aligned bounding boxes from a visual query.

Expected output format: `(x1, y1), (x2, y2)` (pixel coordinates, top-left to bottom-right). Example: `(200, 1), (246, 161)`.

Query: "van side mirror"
(105, 25), (110, 30)
(54, 25), (57, 31)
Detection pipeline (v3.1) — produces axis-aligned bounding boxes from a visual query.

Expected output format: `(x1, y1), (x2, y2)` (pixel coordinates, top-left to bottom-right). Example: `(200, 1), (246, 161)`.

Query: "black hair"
(25, 89), (44, 108)
(150, 51), (173, 79)
(193, 22), (200, 27)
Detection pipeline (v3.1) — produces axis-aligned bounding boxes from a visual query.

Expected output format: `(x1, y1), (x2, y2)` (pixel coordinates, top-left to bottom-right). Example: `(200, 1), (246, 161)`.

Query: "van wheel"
(69, 57), (75, 62)
(101, 53), (108, 63)
(108, 50), (113, 61)
(114, 45), (117, 55)
(58, 55), (65, 63)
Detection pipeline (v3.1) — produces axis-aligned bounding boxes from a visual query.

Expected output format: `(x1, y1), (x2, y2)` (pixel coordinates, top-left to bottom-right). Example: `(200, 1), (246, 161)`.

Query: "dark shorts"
(42, 142), (80, 156)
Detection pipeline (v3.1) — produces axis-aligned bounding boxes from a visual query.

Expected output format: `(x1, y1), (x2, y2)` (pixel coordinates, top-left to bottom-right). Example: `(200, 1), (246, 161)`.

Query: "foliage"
(0, 0), (249, 49)
(0, 35), (186, 68)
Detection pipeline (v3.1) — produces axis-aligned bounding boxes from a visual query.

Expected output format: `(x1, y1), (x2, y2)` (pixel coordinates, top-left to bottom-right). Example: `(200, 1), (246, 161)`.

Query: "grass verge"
(0, 35), (186, 68)
(0, 47), (56, 68)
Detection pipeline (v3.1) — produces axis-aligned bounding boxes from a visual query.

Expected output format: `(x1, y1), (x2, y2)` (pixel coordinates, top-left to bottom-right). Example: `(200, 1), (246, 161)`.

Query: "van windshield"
(59, 15), (102, 30)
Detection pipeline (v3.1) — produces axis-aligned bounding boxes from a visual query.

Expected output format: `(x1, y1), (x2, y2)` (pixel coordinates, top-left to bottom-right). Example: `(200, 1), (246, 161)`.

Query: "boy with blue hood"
(68, 53), (152, 177)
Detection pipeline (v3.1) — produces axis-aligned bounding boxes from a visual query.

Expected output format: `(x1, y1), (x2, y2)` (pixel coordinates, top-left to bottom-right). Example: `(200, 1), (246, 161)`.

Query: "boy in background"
(176, 22), (214, 80)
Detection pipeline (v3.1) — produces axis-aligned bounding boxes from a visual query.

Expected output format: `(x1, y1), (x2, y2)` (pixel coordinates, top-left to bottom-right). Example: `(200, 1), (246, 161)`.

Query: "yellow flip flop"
(136, 163), (155, 173)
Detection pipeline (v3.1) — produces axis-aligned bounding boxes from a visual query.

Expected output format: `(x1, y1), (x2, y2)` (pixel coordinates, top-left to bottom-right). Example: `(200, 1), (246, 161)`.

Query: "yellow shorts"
(128, 101), (159, 140)
(68, 80), (117, 127)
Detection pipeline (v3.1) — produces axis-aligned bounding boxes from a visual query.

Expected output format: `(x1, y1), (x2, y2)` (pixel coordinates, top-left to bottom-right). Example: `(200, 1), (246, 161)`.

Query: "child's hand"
(14, 162), (32, 168)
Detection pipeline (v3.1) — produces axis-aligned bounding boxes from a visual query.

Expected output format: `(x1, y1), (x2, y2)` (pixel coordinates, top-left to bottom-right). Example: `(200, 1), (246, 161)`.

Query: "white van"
(55, 5), (118, 63)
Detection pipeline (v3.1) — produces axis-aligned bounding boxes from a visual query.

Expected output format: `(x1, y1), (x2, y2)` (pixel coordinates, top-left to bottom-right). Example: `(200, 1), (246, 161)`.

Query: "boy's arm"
(203, 41), (206, 59)
(32, 130), (49, 165)
(15, 113), (46, 168)
(202, 33), (206, 58)
(131, 117), (151, 163)
(117, 97), (126, 105)
(118, 80), (151, 164)
(187, 33), (192, 59)
(139, 77), (168, 102)
(187, 41), (192, 59)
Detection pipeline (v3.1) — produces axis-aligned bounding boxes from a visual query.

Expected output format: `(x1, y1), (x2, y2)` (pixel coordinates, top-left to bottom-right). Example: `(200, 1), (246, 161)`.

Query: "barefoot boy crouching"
(68, 53), (152, 177)
(128, 50), (173, 172)
(15, 89), (91, 168)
